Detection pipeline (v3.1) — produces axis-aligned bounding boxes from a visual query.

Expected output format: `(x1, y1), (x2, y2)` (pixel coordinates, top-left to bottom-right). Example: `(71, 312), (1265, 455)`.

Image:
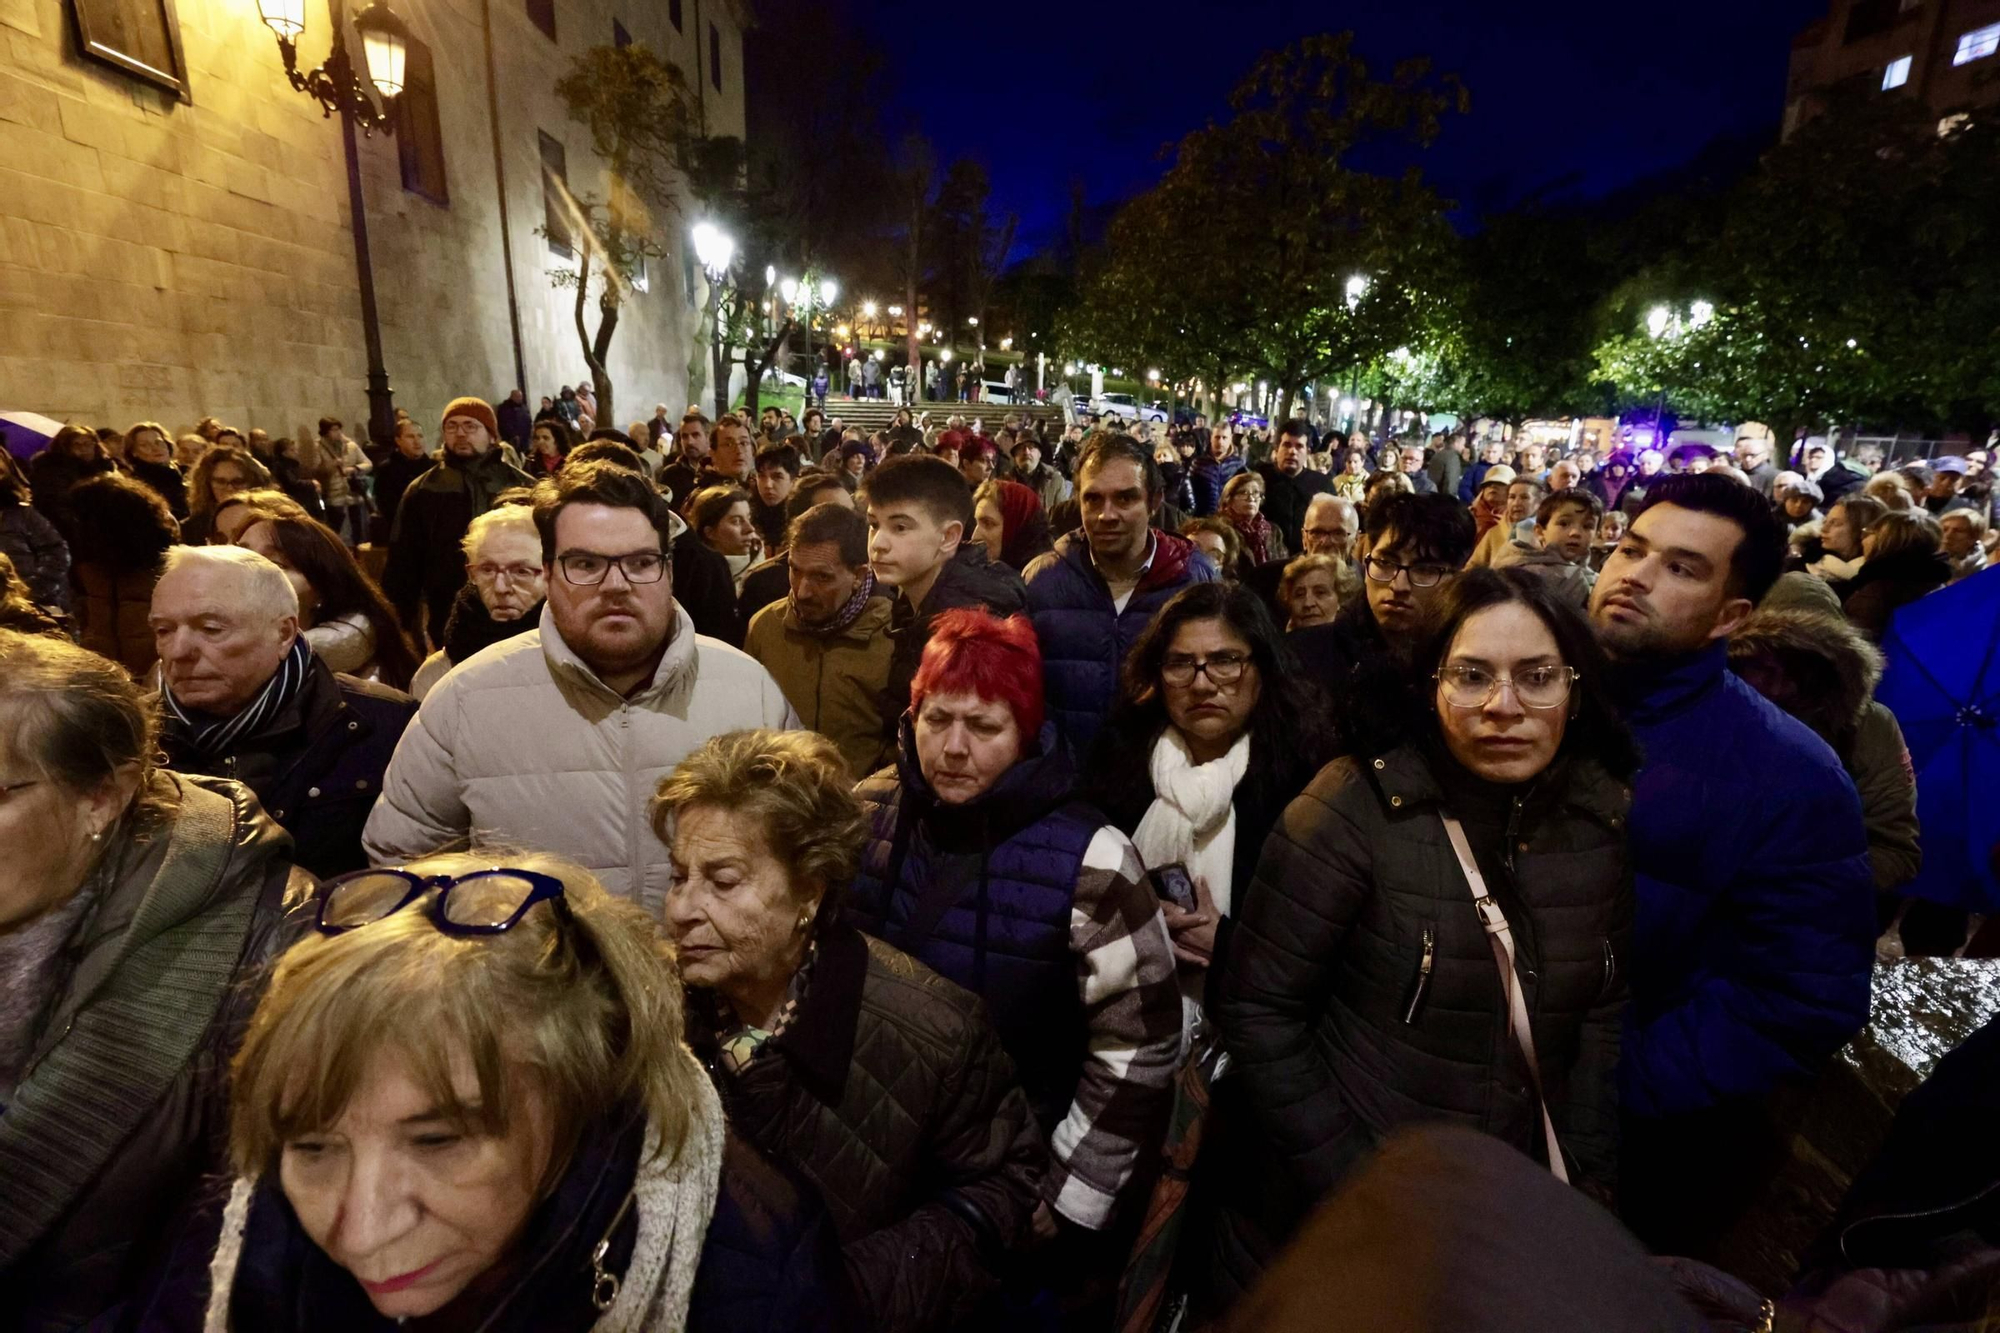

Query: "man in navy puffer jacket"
(1590, 474), (1875, 1261)
(1026, 434), (1216, 751)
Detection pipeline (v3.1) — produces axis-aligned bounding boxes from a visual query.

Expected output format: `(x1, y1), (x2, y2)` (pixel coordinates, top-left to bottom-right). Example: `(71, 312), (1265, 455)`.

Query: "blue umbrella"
(1, 411), (66, 459)
(1876, 566), (2000, 913)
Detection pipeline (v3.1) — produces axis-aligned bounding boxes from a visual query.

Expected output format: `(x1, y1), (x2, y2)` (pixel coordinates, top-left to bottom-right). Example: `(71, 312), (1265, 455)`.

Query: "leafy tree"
(544, 43), (699, 429)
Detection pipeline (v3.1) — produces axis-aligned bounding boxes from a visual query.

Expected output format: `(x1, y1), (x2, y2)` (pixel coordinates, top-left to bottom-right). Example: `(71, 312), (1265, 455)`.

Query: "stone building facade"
(0, 0), (745, 440)
(1786, 0), (2000, 139)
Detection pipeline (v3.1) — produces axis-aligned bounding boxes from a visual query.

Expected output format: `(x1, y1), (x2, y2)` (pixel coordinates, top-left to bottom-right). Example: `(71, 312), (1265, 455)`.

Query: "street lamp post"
(1345, 274), (1370, 434)
(691, 221), (735, 418)
(259, 0), (409, 450)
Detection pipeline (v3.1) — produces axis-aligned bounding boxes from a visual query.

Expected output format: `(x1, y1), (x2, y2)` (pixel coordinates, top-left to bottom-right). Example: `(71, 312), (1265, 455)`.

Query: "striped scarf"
(793, 568), (877, 637)
(162, 635), (313, 759)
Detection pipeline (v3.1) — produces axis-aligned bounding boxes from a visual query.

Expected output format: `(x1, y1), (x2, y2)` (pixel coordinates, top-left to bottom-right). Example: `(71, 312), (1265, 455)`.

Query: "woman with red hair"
(849, 607), (1182, 1276)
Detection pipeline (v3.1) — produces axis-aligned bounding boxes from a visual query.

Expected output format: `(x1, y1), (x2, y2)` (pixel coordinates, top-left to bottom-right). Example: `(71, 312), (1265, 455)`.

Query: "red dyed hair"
(909, 608), (1046, 740)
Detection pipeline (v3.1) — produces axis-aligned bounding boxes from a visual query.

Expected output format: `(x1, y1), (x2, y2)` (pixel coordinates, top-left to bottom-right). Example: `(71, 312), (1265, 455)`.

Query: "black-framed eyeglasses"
(1161, 651), (1252, 687)
(1433, 664), (1578, 711)
(558, 550), (667, 585)
(316, 867), (570, 935)
(1363, 556), (1454, 588)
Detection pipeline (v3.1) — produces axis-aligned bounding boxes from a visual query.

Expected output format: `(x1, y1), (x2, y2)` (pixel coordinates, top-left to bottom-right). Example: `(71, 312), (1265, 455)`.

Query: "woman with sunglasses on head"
(1207, 568), (1638, 1312)
(184, 849), (855, 1332)
(0, 629), (309, 1330)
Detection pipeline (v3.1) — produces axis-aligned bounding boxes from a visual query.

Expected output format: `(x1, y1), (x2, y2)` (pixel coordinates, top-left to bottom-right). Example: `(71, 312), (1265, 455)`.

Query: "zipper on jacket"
(1600, 939), (1617, 997)
(1403, 928), (1435, 1025)
(1503, 795), (1525, 875)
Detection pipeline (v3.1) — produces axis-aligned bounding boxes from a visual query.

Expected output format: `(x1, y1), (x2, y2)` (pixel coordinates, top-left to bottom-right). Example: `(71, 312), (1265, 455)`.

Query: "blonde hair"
(462, 504), (541, 560)
(1864, 472), (1916, 511)
(1865, 509), (1942, 561)
(1280, 552), (1343, 597)
(651, 729), (866, 916)
(229, 851), (705, 1179)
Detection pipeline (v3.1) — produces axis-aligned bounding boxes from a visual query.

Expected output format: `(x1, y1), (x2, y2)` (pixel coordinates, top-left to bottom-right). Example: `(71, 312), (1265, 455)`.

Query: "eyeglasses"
(1434, 664), (1578, 711)
(1161, 651), (1252, 687)
(558, 550), (667, 585)
(316, 867), (570, 936)
(470, 562), (542, 584)
(1363, 556), (1454, 588)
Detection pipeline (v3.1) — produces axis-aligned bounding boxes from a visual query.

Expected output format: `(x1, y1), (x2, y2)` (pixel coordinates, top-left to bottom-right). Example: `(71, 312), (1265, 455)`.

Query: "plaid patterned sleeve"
(1047, 826), (1183, 1230)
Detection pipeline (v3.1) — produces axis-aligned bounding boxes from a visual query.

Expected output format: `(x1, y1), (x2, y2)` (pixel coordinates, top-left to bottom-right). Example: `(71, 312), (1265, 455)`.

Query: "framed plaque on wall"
(71, 0), (191, 101)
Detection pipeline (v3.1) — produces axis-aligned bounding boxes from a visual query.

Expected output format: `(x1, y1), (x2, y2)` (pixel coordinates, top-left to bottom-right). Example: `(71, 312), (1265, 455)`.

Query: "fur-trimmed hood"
(1726, 607), (1883, 748)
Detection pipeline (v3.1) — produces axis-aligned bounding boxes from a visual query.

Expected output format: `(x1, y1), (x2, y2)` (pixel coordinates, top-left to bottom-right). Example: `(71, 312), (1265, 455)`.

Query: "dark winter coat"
(881, 542), (1027, 739)
(381, 450), (532, 624)
(1252, 462), (1333, 556)
(850, 720), (1100, 1133)
(738, 552), (791, 626)
(673, 534), (746, 647)
(1210, 745), (1633, 1303)
(1023, 529), (1217, 750)
(1841, 547), (1952, 642)
(0, 497), (69, 609)
(1190, 452), (1246, 516)
(0, 772), (308, 1332)
(125, 458), (189, 520)
(1612, 642), (1875, 1121)
(367, 448), (433, 533)
(685, 921), (1045, 1333)
(159, 651), (416, 879)
(72, 562), (161, 677)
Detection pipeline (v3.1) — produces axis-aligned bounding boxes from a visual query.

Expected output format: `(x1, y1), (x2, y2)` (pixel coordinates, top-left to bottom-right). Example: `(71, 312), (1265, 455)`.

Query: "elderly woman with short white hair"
(409, 504), (547, 699)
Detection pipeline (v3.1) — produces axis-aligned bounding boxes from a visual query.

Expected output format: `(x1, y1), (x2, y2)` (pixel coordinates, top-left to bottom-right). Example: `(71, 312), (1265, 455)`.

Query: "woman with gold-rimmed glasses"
(1206, 568), (1641, 1313)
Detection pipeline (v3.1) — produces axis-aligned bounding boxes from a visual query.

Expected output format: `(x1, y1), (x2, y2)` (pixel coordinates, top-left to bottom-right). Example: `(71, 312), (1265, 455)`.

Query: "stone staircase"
(804, 396), (1068, 435)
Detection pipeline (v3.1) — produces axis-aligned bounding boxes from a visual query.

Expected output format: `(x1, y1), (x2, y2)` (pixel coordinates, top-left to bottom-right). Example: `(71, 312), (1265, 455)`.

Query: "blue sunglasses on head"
(316, 867), (570, 936)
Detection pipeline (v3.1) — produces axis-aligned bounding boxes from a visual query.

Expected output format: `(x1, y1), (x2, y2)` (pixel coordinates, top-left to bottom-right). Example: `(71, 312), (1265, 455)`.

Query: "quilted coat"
(1612, 641), (1875, 1120)
(1210, 744), (1634, 1306)
(849, 721), (1100, 1133)
(363, 601), (797, 915)
(685, 921), (1044, 1333)
(1024, 530), (1217, 750)
(1190, 452), (1245, 516)
(0, 773), (309, 1332)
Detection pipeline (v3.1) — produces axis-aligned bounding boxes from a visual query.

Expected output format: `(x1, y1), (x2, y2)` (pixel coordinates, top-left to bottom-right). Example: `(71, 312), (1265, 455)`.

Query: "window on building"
(709, 22), (722, 89)
(396, 39), (449, 206)
(526, 0), (555, 41)
(669, 0), (682, 32)
(613, 17), (630, 46)
(1956, 22), (2000, 65)
(1883, 54), (1913, 89)
(540, 131), (572, 257)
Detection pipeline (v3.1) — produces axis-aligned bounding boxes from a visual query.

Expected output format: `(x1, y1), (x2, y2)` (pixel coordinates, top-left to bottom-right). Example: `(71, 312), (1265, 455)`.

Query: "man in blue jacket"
(1026, 432), (1216, 751)
(1590, 473), (1875, 1260)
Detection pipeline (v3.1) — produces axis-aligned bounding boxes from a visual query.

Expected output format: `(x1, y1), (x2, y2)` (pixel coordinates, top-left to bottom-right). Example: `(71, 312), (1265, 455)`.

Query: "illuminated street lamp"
(259, 0), (411, 447)
(765, 264), (776, 287)
(1689, 300), (1716, 330)
(779, 276), (800, 305)
(1345, 274), (1369, 311)
(690, 222), (734, 279)
(1647, 305), (1673, 339)
(967, 316), (979, 326)
(819, 276), (839, 306)
(887, 304), (904, 317)
(861, 300), (878, 319)
(940, 348), (954, 364)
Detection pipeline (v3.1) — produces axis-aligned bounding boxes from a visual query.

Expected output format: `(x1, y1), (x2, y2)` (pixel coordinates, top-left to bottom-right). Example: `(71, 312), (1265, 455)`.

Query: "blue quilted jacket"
(1616, 642), (1877, 1119)
(850, 721), (1101, 1133)
(1024, 530), (1217, 751)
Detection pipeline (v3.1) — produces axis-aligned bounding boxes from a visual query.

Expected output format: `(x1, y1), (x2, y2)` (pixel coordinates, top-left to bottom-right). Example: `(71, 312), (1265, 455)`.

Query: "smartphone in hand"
(1151, 863), (1198, 912)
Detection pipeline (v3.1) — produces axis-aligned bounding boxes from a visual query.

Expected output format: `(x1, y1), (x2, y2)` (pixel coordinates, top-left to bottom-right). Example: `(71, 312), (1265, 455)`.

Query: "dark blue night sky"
(860, 0), (1830, 251)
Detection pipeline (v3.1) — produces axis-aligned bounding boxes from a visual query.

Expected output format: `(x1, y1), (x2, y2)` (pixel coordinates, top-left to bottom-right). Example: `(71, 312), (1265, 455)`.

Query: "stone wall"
(0, 0), (745, 439)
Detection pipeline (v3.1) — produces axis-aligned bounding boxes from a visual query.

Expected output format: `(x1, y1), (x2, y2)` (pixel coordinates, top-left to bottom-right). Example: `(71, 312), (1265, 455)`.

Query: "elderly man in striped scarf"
(150, 544), (415, 878)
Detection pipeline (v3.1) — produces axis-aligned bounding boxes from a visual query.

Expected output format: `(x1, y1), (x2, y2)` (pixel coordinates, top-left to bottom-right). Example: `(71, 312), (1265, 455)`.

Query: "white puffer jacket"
(363, 601), (797, 914)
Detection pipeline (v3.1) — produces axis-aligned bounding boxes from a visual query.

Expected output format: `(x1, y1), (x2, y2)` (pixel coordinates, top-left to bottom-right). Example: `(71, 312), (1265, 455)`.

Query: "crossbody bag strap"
(1440, 815), (1568, 1185)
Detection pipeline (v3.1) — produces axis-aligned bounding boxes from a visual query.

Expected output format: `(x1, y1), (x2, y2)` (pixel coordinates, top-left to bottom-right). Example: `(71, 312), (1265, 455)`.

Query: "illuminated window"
(1956, 22), (2000, 65)
(1883, 55), (1912, 89)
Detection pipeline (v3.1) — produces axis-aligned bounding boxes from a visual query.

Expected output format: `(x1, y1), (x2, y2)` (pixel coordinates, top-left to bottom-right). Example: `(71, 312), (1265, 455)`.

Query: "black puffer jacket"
(1210, 744), (1633, 1306)
(685, 920), (1045, 1333)
(0, 772), (309, 1332)
(881, 542), (1027, 738)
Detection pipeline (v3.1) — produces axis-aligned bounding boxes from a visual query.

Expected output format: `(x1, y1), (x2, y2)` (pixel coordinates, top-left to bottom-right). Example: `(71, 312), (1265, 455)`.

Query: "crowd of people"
(1, 389), (1997, 1333)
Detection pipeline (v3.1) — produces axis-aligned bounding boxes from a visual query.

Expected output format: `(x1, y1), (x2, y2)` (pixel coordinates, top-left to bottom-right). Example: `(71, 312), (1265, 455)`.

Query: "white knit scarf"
(1132, 728), (1250, 918)
(202, 1056), (726, 1332)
